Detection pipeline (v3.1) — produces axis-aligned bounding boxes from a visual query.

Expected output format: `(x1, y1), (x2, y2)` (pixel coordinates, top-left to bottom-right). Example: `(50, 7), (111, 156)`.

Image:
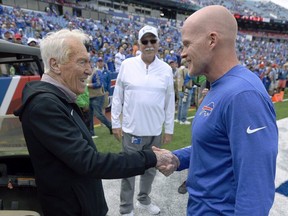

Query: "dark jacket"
(14, 81), (157, 216)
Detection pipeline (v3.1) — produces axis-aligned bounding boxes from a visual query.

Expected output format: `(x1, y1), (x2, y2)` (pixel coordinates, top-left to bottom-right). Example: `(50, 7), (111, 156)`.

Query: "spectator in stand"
(114, 45), (125, 73)
(14, 33), (23, 44)
(132, 40), (139, 56)
(159, 5), (278, 215)
(89, 50), (98, 68)
(18, 28), (28, 44)
(126, 48), (134, 59)
(2, 30), (13, 42)
(112, 25), (175, 216)
(106, 53), (115, 73)
(27, 37), (38, 47)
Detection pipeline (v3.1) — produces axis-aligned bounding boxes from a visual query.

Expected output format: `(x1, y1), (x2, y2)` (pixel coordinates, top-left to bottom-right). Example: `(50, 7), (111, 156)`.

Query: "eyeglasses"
(141, 39), (157, 45)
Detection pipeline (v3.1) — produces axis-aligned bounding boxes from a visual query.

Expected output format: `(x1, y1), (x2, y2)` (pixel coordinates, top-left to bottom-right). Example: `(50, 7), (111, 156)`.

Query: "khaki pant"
(119, 133), (162, 214)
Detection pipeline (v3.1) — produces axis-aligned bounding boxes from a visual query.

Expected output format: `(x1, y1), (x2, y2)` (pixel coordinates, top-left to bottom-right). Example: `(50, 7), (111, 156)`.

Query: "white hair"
(40, 29), (90, 73)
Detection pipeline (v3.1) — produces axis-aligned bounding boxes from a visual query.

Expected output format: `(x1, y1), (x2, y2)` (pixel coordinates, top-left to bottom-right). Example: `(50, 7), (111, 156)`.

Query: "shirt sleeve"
(111, 65), (124, 129)
(225, 90), (278, 215)
(164, 68), (175, 134)
(27, 96), (157, 179)
(173, 146), (191, 171)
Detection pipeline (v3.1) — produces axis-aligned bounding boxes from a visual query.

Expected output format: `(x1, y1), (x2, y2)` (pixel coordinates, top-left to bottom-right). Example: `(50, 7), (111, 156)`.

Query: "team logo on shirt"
(199, 102), (214, 117)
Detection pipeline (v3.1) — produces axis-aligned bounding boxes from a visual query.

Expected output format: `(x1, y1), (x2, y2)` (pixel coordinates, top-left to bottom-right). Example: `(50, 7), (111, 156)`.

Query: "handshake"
(152, 146), (179, 176)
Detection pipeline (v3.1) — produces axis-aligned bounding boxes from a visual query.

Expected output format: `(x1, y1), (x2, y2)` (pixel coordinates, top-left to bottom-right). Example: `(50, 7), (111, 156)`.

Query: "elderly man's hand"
(152, 146), (180, 176)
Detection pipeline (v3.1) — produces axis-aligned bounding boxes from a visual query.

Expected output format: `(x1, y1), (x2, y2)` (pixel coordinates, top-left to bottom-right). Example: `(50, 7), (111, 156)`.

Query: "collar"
(41, 73), (77, 102)
(138, 55), (159, 68)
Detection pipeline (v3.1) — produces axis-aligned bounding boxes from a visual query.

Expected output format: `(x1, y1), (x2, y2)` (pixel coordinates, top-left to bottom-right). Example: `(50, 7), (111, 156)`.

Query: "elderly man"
(14, 29), (177, 216)
(112, 25), (175, 216)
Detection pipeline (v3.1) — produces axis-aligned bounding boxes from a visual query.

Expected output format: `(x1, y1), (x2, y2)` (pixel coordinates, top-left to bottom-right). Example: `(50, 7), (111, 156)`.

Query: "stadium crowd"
(0, 0), (288, 215)
(0, 1), (287, 97)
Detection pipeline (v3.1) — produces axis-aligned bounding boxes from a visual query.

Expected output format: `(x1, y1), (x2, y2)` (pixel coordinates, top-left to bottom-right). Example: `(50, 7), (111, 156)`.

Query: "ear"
(209, 32), (217, 48)
(49, 58), (61, 74)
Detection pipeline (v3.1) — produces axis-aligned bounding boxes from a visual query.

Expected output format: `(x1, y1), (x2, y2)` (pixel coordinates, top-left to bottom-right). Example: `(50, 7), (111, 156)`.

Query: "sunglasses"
(141, 39), (157, 45)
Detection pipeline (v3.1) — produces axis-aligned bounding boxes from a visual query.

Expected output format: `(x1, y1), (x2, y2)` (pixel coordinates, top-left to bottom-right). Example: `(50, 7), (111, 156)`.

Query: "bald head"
(181, 5), (239, 82)
(184, 5), (237, 44)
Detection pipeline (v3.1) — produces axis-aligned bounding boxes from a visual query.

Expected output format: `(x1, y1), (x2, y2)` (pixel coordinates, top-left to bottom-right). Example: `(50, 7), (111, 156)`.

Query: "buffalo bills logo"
(199, 102), (214, 117)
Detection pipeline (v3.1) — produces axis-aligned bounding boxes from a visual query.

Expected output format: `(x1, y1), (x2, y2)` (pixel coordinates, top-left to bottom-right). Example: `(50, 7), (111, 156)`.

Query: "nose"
(181, 48), (187, 59)
(85, 65), (92, 75)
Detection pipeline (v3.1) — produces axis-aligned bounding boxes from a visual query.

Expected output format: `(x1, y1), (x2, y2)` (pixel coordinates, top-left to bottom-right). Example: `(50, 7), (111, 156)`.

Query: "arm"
(27, 95), (157, 179)
(163, 69), (175, 141)
(227, 91), (278, 215)
(111, 64), (124, 140)
(173, 146), (191, 171)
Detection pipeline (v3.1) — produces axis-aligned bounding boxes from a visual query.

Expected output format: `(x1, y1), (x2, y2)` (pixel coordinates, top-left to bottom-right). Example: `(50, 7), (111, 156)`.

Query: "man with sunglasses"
(112, 25), (175, 216)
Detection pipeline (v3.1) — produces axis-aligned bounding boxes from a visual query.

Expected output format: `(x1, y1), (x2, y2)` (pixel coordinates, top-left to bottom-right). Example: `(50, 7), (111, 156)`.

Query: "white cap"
(27, 38), (37, 45)
(138, 25), (158, 40)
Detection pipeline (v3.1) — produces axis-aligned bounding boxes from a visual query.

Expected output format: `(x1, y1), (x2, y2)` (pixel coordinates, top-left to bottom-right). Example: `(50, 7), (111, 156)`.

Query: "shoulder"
(157, 58), (171, 69)
(155, 59), (173, 75)
(122, 56), (138, 65)
(23, 91), (67, 118)
(218, 67), (270, 102)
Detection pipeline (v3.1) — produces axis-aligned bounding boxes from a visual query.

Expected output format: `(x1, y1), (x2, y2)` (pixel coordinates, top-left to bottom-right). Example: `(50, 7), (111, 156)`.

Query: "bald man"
(163, 5), (278, 215)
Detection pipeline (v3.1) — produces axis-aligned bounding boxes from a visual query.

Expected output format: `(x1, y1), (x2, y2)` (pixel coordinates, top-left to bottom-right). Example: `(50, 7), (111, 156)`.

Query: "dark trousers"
(89, 96), (112, 136)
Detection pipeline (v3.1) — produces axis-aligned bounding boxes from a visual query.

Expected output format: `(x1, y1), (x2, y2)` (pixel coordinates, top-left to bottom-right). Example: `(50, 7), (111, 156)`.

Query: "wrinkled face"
(139, 33), (159, 60)
(59, 42), (92, 95)
(181, 24), (209, 77)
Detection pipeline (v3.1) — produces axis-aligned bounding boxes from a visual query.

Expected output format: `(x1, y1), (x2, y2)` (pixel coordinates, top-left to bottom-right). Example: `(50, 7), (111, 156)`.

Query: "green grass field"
(94, 89), (288, 153)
